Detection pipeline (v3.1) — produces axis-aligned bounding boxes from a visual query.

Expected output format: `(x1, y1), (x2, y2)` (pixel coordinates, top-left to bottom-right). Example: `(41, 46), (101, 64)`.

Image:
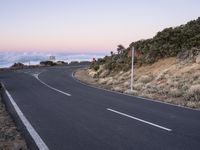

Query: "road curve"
(0, 65), (200, 150)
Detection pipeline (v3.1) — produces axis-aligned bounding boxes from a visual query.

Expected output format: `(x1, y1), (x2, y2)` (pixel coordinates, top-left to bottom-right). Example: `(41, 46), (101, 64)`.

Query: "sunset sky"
(0, 0), (199, 53)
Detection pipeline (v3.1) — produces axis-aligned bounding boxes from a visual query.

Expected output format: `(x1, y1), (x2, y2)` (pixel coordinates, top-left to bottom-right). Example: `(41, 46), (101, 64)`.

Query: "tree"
(117, 45), (125, 54)
(110, 51), (114, 56)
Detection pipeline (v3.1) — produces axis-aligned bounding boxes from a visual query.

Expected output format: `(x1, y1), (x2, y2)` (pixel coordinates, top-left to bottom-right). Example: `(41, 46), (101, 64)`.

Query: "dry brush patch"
(77, 57), (200, 109)
(185, 85), (200, 101)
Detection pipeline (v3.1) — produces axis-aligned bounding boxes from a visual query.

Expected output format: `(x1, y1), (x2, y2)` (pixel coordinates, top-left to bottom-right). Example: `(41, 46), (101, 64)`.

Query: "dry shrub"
(98, 78), (107, 84)
(139, 75), (153, 83)
(185, 85), (200, 101)
(118, 75), (126, 81)
(192, 72), (200, 80)
(106, 77), (114, 86)
(156, 69), (168, 81)
(145, 83), (152, 88)
(123, 71), (131, 77)
(133, 83), (144, 90)
(145, 86), (158, 94)
(113, 79), (120, 85)
(98, 64), (106, 72)
(156, 83), (165, 90)
(88, 69), (97, 78)
(182, 84), (189, 91)
(113, 86), (123, 92)
(124, 89), (138, 95)
(186, 101), (198, 108)
(99, 70), (110, 78)
(123, 81), (130, 87)
(167, 79), (181, 88)
(169, 88), (182, 97)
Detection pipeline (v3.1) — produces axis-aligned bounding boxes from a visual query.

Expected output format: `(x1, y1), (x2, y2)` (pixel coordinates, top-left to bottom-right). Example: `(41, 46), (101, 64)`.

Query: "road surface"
(0, 66), (200, 150)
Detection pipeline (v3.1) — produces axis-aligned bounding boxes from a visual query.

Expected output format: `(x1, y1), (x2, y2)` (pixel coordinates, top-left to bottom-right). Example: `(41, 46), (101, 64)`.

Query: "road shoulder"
(0, 85), (28, 150)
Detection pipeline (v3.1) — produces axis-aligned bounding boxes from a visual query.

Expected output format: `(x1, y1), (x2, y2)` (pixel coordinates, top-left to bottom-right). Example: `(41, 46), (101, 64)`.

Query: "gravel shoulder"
(0, 90), (28, 150)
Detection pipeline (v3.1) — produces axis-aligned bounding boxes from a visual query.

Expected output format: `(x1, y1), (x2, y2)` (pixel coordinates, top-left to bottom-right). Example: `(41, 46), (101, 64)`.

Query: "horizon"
(0, 0), (200, 53)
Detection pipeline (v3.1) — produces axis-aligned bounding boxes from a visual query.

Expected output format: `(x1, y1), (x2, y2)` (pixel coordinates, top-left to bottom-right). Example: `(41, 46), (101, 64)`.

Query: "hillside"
(76, 17), (200, 108)
(90, 17), (200, 71)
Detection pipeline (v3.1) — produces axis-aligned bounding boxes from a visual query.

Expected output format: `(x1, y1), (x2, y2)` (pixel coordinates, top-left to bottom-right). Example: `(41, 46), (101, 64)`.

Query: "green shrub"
(90, 17), (200, 74)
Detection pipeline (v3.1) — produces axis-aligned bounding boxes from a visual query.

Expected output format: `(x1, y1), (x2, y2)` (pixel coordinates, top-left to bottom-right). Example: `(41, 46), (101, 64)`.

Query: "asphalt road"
(1, 66), (200, 150)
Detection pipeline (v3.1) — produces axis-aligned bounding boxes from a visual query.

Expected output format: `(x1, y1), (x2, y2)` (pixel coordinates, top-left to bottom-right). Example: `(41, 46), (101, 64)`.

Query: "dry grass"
(138, 75), (153, 83)
(133, 83), (144, 90)
(186, 85), (200, 101)
(76, 57), (200, 109)
(169, 88), (182, 98)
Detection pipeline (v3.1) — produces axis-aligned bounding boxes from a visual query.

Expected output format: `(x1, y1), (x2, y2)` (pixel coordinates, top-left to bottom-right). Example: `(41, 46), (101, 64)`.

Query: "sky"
(0, 0), (199, 53)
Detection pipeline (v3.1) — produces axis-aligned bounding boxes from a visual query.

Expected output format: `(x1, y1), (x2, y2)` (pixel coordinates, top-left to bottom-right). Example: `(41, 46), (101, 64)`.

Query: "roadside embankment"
(0, 85), (28, 150)
(74, 57), (200, 109)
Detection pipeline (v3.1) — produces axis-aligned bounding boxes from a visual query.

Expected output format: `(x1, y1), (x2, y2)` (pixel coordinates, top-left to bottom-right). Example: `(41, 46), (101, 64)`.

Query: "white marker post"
(131, 47), (134, 91)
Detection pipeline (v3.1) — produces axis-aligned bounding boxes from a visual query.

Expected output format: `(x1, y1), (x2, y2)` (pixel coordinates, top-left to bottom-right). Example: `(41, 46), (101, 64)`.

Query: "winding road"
(0, 65), (200, 150)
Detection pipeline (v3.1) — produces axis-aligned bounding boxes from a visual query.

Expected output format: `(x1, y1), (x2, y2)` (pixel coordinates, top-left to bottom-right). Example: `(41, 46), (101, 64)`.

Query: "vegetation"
(40, 60), (57, 66)
(90, 17), (200, 71)
(87, 57), (200, 108)
(10, 63), (25, 69)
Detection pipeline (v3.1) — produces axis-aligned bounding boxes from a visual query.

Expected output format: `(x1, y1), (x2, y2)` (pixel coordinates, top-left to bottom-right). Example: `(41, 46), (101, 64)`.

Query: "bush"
(138, 75), (153, 83)
(169, 88), (182, 97)
(40, 61), (56, 66)
(10, 63), (25, 69)
(93, 65), (99, 71)
(90, 17), (200, 74)
(185, 84), (200, 101)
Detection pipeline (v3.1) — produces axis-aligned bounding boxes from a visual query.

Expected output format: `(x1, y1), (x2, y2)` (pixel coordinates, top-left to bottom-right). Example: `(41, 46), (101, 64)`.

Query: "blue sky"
(0, 0), (199, 53)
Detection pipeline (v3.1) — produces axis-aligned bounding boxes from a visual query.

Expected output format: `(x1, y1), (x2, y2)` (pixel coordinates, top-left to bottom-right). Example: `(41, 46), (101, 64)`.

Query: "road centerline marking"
(33, 73), (71, 97)
(107, 108), (172, 132)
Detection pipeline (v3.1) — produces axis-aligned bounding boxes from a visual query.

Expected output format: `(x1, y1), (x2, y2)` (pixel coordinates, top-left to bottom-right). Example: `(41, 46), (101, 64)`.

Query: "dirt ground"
(0, 94), (28, 150)
(74, 69), (98, 86)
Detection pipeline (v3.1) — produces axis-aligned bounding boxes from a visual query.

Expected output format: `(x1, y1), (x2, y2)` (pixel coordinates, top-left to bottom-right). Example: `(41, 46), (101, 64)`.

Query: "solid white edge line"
(107, 108), (172, 132)
(34, 73), (71, 97)
(3, 84), (49, 150)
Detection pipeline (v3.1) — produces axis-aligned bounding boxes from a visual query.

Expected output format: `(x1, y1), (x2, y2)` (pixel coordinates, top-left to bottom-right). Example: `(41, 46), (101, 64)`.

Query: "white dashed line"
(107, 108), (172, 132)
